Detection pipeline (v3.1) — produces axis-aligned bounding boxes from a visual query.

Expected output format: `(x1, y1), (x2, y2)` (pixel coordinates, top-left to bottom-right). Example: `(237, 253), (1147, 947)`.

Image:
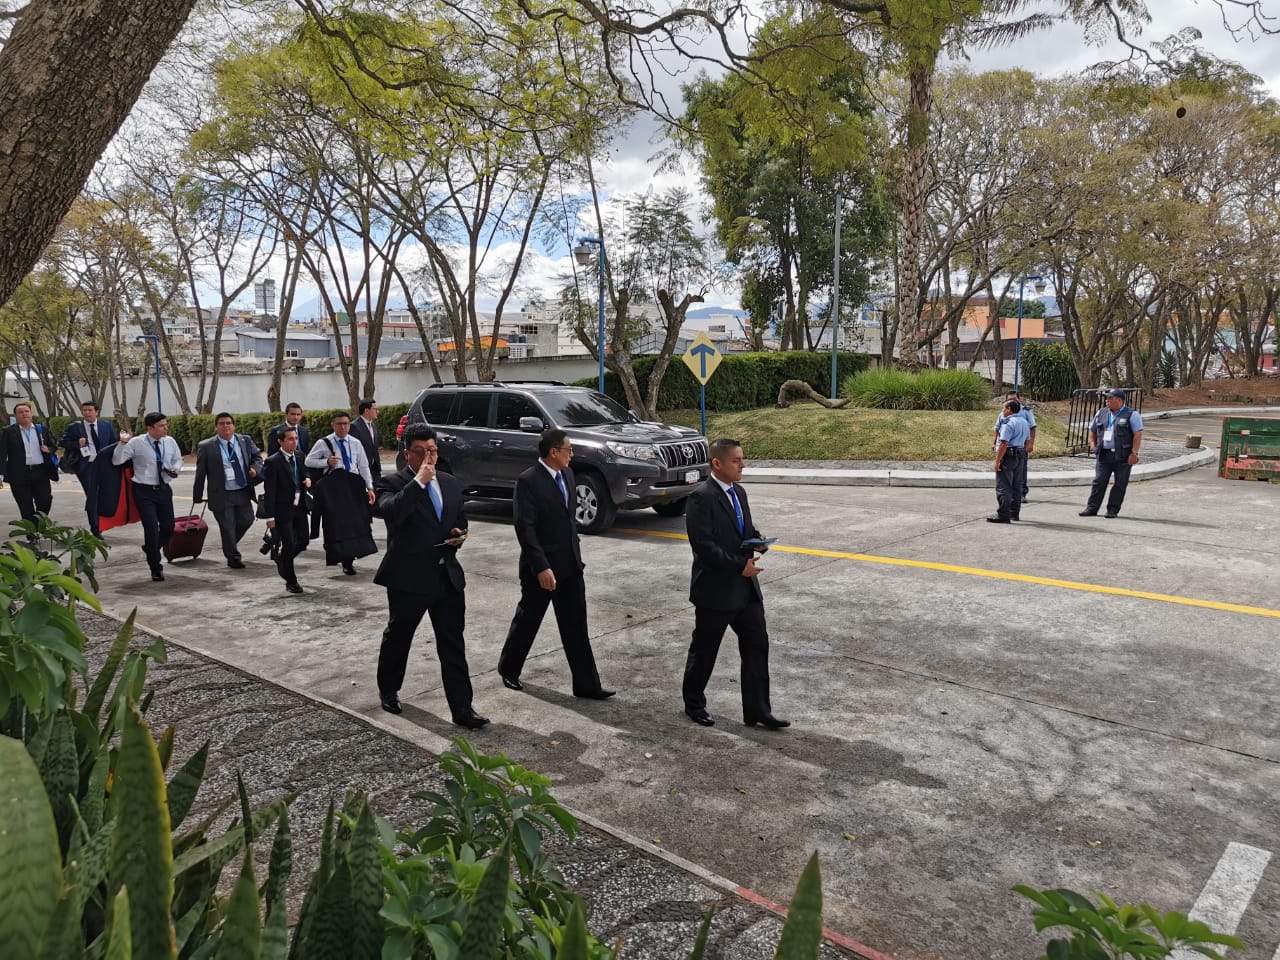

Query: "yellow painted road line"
(614, 528), (1280, 621)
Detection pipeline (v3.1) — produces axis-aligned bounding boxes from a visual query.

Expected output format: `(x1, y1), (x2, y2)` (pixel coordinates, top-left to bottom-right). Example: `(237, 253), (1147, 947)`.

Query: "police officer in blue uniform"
(1080, 388), (1143, 518)
(994, 390), (1037, 502)
(988, 399), (1030, 523)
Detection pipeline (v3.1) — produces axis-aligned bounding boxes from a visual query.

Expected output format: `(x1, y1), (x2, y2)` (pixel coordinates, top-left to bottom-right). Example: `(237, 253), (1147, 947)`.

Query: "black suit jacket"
(267, 422), (310, 458)
(258, 450), (309, 522)
(512, 463), (583, 582)
(192, 433), (265, 509)
(351, 417), (382, 477)
(58, 419), (118, 468)
(373, 467), (466, 599)
(1, 422), (59, 484)
(686, 477), (763, 612)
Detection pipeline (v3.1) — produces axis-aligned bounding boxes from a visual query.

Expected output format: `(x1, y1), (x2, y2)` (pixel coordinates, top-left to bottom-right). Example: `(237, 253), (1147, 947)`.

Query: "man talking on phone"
(682, 437), (787, 729)
(371, 423), (487, 729)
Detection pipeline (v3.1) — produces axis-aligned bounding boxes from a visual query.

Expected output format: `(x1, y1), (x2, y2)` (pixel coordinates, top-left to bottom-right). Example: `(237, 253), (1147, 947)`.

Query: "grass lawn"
(660, 405), (1069, 461)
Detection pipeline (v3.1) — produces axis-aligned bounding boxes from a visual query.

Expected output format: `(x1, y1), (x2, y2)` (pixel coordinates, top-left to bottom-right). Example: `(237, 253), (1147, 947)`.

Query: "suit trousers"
(133, 483), (175, 573)
(272, 509), (309, 586)
(498, 573), (602, 694)
(377, 586), (473, 718)
(683, 600), (772, 721)
(75, 461), (102, 534)
(8, 464), (53, 522)
(1087, 451), (1132, 514)
(212, 489), (255, 561)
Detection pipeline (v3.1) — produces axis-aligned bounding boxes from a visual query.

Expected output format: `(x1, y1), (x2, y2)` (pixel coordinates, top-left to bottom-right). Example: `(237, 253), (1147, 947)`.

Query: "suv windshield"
(538, 391), (638, 427)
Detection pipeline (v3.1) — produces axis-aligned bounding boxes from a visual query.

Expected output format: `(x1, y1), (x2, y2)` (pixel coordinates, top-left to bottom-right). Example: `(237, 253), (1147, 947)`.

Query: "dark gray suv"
(395, 382), (710, 533)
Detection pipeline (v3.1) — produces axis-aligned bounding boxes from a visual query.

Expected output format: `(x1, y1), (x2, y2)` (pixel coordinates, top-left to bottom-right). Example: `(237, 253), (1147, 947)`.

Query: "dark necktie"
(555, 471), (568, 507)
(152, 439), (165, 477)
(728, 485), (744, 534)
(287, 455), (299, 487)
(339, 438), (351, 471)
(226, 440), (247, 487)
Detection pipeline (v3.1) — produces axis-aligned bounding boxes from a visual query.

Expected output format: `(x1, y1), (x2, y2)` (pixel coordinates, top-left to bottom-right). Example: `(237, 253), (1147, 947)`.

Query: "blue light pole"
(574, 237), (606, 393)
(1013, 274), (1045, 392)
(136, 334), (163, 413)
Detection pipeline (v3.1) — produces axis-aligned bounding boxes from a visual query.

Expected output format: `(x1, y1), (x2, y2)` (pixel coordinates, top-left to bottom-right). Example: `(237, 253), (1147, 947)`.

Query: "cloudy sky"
(271, 1), (1279, 320)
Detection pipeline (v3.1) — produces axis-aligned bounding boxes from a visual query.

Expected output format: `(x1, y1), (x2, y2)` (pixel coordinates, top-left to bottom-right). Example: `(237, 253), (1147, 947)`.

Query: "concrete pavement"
(8, 410), (1279, 959)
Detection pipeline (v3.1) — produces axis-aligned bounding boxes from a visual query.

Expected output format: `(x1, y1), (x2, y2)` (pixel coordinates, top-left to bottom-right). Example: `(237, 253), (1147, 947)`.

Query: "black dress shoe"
(1079, 509), (1098, 516)
(228, 558), (246, 569)
(745, 714), (790, 729)
(380, 694), (402, 715)
(684, 706), (715, 726)
(452, 709), (490, 730)
(342, 563), (356, 575)
(285, 582), (304, 595)
(574, 688), (616, 700)
(986, 515), (1011, 524)
(150, 570), (165, 582)
(501, 675), (524, 691)
(1104, 512), (1119, 518)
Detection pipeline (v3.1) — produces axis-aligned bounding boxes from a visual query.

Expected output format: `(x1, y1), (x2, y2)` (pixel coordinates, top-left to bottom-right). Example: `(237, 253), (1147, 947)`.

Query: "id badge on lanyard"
(1103, 413), (1115, 445)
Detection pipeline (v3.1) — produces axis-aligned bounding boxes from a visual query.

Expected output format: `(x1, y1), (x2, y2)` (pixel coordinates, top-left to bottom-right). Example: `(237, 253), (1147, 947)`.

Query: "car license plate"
(685, 469), (699, 484)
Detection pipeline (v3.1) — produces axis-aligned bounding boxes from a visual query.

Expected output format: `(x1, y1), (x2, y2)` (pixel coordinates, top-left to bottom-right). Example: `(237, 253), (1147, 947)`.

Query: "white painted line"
(1272, 942), (1280, 960)
(1171, 842), (1271, 960)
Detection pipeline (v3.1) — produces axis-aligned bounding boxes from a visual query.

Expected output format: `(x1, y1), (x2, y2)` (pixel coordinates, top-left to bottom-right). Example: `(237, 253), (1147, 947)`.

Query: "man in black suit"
(0, 402), (59, 524)
(351, 399), (382, 479)
(266, 402), (310, 456)
(682, 438), (787, 730)
(259, 426), (311, 594)
(59, 399), (118, 536)
(193, 412), (264, 569)
(497, 428), (613, 700)
(373, 424), (488, 729)
(263, 402), (310, 552)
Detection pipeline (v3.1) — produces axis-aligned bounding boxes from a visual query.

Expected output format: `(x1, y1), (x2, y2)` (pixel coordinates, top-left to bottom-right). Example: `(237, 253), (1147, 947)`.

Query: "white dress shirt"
(113, 434), (182, 485)
(304, 433), (373, 490)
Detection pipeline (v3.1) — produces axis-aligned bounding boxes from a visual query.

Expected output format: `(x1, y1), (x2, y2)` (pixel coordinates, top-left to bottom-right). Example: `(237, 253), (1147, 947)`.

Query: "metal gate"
(1066, 388), (1144, 455)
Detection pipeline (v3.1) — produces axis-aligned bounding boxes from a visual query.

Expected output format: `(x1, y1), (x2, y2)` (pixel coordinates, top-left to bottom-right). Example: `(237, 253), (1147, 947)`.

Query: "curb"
(1142, 405), (1280, 418)
(746, 447), (1218, 488)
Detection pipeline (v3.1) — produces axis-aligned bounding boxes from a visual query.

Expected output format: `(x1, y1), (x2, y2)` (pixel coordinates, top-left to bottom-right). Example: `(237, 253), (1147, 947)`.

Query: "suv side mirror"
(519, 416), (544, 433)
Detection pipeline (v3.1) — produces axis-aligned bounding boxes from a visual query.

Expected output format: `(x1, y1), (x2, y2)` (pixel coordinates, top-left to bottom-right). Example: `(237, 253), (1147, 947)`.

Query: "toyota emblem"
(680, 443), (696, 463)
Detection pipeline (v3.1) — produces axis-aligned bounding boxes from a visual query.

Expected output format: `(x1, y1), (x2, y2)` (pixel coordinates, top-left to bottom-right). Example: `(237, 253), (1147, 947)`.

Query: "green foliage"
(1020, 342), (1081, 402)
(587, 351), (870, 412)
(1155, 348), (1179, 389)
(998, 298), (1047, 318)
(842, 368), (988, 410)
(1014, 886), (1245, 959)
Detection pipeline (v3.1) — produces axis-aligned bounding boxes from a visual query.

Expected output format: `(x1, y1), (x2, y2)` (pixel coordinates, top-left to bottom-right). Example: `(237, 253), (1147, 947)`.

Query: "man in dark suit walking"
(682, 438), (787, 729)
(58, 399), (118, 536)
(0, 402), (59, 524)
(351, 399), (382, 479)
(497, 428), (613, 700)
(266, 402), (310, 456)
(373, 424), (487, 729)
(259, 426), (311, 594)
(193, 412), (264, 569)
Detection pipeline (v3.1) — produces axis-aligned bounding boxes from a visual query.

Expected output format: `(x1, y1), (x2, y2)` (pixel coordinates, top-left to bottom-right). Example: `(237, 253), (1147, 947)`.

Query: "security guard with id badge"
(988, 400), (1030, 523)
(1080, 388), (1143, 518)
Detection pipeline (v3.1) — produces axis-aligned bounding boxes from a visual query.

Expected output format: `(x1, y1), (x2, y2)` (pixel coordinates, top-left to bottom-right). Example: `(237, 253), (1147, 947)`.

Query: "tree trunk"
(896, 61), (934, 370)
(0, 0), (198, 307)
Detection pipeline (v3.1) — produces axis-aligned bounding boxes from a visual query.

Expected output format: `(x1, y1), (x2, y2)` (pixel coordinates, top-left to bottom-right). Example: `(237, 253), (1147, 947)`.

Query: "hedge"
(578, 351), (872, 412)
(44, 402), (413, 456)
(1019, 342), (1080, 402)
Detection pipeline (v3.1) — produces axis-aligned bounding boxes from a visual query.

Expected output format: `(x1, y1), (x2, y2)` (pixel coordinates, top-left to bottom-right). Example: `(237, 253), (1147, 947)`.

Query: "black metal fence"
(1066, 388), (1144, 455)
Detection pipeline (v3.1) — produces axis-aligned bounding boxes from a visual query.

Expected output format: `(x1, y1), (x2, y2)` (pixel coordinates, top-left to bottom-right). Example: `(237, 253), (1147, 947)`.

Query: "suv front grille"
(658, 439), (709, 468)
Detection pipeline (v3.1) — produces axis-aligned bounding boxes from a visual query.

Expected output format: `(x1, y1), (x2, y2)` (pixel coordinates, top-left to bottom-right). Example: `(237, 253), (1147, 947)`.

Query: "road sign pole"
(700, 384), (707, 438)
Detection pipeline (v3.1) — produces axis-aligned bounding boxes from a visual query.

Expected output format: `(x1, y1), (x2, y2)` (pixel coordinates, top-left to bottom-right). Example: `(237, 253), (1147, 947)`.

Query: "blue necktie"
(728, 485), (744, 534)
(555, 471), (568, 507)
(152, 439), (164, 467)
(428, 479), (443, 520)
(226, 440), (247, 487)
(339, 438), (351, 471)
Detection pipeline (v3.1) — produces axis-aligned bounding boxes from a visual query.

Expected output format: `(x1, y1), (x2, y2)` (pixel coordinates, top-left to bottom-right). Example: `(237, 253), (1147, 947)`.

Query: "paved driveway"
(12, 459), (1278, 959)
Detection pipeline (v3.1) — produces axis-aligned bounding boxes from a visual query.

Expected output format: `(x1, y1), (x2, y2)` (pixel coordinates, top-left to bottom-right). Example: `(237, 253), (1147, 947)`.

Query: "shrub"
(1020, 342), (1080, 401)
(914, 369), (989, 410)
(841, 368), (988, 410)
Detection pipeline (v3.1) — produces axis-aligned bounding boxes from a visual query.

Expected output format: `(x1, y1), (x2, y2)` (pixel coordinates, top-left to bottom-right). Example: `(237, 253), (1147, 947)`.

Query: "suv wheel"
(652, 499), (687, 517)
(574, 472), (617, 535)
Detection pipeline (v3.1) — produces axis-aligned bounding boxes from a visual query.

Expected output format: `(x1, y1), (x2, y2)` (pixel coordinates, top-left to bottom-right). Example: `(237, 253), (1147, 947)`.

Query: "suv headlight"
(606, 441), (660, 460)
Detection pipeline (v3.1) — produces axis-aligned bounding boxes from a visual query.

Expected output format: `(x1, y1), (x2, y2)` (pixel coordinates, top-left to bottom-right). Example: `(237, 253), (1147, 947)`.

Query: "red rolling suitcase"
(164, 511), (209, 562)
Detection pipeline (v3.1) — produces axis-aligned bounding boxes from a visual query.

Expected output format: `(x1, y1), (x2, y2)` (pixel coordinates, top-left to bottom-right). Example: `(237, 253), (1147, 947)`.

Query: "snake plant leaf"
(773, 852), (823, 960)
(0, 735), (64, 960)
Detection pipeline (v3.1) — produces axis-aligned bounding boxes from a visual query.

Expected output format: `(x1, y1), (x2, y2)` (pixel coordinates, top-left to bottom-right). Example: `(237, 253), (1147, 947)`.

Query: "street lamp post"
(136, 334), (163, 414)
(1013, 274), (1046, 393)
(573, 237), (606, 393)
